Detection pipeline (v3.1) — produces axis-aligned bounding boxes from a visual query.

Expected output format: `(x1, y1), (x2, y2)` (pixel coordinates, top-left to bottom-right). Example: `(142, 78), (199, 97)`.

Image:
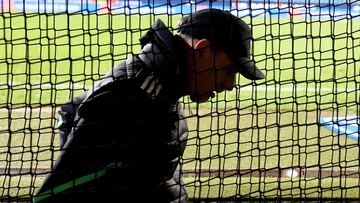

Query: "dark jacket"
(34, 19), (189, 203)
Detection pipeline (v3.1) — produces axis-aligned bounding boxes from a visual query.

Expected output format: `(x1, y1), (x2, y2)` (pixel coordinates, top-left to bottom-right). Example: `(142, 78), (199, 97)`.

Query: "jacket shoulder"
(96, 55), (144, 88)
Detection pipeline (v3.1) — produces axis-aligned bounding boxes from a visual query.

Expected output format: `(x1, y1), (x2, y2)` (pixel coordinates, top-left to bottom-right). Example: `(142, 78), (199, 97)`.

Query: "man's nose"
(227, 77), (236, 91)
(222, 81), (235, 92)
(227, 86), (234, 91)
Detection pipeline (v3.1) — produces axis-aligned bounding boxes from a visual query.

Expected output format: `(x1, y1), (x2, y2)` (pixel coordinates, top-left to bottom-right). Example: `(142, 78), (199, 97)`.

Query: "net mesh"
(1, 0), (359, 201)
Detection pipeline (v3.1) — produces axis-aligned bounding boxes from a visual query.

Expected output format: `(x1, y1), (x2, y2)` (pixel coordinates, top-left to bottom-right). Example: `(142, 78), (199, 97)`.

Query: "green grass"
(184, 176), (360, 199)
(0, 13), (359, 110)
(1, 108), (360, 199)
(3, 176), (360, 199)
(0, 13), (359, 200)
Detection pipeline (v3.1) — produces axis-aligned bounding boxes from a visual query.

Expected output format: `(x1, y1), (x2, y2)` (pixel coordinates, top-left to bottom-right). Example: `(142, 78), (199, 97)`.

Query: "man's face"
(187, 42), (237, 103)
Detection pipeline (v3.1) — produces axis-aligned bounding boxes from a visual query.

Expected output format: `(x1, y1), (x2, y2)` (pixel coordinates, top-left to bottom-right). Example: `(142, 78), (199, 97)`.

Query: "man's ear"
(194, 39), (211, 59)
(194, 39), (210, 50)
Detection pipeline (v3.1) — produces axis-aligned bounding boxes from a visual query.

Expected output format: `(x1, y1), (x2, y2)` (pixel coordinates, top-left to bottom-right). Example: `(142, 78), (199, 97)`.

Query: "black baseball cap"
(178, 9), (265, 80)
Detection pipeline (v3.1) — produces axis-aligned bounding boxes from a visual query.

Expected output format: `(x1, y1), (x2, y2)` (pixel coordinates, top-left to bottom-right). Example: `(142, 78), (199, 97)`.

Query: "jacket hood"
(138, 19), (187, 97)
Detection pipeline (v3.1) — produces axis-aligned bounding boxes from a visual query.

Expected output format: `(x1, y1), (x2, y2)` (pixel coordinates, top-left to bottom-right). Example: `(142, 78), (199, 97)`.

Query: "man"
(34, 8), (265, 203)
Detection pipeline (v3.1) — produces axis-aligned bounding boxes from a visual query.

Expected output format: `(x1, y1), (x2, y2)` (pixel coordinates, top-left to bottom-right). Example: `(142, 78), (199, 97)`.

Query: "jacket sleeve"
(35, 79), (145, 198)
(35, 76), (188, 202)
(57, 92), (87, 150)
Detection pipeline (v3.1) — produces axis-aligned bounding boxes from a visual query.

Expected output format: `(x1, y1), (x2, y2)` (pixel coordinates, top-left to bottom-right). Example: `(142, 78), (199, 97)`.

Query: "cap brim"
(235, 57), (265, 80)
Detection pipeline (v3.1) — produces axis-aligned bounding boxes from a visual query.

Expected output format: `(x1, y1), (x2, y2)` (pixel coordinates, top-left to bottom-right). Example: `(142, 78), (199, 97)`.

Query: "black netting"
(0, 0), (359, 202)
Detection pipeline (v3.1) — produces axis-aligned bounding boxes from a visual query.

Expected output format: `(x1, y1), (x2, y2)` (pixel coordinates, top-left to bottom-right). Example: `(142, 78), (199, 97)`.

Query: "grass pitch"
(0, 12), (359, 200)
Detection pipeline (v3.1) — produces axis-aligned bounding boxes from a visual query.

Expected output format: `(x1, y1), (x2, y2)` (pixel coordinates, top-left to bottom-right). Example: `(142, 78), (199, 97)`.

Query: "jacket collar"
(138, 19), (187, 100)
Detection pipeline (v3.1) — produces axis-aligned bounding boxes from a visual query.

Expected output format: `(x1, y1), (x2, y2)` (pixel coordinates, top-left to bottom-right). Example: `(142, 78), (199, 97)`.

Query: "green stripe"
(33, 162), (122, 203)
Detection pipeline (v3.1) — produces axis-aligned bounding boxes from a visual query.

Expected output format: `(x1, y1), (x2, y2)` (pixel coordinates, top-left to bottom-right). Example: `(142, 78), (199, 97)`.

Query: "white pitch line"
(0, 83), (87, 90)
(239, 86), (358, 93)
(0, 83), (358, 93)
